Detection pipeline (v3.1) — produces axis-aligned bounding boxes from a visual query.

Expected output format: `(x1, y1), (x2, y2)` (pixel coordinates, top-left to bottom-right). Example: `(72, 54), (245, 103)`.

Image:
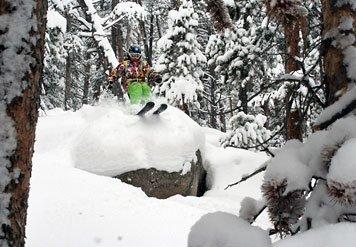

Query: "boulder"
(115, 150), (206, 199)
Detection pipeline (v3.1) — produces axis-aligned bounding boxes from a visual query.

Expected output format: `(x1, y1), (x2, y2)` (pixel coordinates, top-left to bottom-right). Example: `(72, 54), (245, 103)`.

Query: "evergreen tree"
(42, 4), (67, 110)
(221, 112), (271, 150)
(155, 0), (207, 113)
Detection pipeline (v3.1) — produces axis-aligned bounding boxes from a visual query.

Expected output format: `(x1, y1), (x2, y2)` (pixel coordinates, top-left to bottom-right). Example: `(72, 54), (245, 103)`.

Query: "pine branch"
(315, 99), (356, 130)
(253, 205), (267, 222)
(225, 162), (269, 190)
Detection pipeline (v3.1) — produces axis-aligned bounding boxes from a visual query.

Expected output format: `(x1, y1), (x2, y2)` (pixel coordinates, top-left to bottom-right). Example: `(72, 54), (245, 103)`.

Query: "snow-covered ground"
(25, 102), (356, 246)
(26, 102), (269, 246)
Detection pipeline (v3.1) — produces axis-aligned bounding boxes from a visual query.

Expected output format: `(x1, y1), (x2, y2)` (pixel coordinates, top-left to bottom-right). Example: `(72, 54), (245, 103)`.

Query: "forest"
(0, 0), (356, 246)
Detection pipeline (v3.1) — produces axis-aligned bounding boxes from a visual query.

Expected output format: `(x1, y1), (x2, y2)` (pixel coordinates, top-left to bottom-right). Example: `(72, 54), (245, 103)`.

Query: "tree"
(221, 112), (271, 150)
(42, 6), (66, 110)
(230, 0), (356, 237)
(0, 0), (47, 245)
(264, 0), (309, 141)
(155, 0), (207, 114)
(321, 0), (356, 106)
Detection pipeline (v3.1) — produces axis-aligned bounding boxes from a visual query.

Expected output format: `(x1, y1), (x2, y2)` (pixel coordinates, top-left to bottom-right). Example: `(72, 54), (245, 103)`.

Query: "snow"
(223, 0), (236, 7)
(72, 102), (205, 176)
(262, 115), (356, 232)
(0, 0), (36, 103)
(26, 103), (269, 246)
(274, 223), (356, 247)
(239, 197), (265, 223)
(0, 104), (16, 230)
(47, 9), (67, 33)
(188, 212), (271, 247)
(221, 112), (271, 150)
(105, 2), (146, 30)
(328, 138), (356, 183)
(343, 46), (356, 81)
(315, 86), (356, 126)
(155, 0), (207, 106)
(264, 140), (312, 193)
(82, 0), (119, 68)
(336, 0), (356, 11)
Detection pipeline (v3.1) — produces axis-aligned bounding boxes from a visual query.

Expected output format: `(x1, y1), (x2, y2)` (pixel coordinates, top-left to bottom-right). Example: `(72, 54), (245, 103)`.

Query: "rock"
(115, 150), (207, 199)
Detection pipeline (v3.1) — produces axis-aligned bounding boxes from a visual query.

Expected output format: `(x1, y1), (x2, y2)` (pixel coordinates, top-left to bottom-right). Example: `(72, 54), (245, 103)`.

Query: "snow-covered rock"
(72, 102), (205, 176)
(188, 211), (271, 247)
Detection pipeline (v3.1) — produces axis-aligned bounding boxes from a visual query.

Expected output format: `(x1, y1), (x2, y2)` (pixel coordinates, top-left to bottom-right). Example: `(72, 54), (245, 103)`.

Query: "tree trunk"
(283, 15), (304, 141)
(321, 0), (355, 106)
(64, 10), (72, 110)
(239, 85), (248, 114)
(156, 16), (162, 38)
(148, 14), (155, 66)
(64, 55), (72, 110)
(312, 0), (355, 131)
(82, 52), (90, 105)
(0, 0), (47, 245)
(111, 0), (125, 62)
(204, 0), (233, 31)
(171, 0), (182, 10)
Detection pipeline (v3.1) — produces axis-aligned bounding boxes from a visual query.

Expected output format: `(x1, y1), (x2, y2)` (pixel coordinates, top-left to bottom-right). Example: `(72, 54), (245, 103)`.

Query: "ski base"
(153, 104), (168, 115)
(136, 101), (155, 116)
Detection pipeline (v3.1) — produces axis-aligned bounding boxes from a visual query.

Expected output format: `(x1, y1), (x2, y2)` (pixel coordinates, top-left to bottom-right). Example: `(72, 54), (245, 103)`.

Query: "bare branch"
(225, 162), (269, 190)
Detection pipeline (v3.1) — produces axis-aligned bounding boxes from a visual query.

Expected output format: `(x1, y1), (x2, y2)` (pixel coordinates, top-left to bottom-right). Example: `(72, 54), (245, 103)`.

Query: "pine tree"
(221, 112), (271, 150)
(155, 0), (207, 114)
(42, 5), (66, 110)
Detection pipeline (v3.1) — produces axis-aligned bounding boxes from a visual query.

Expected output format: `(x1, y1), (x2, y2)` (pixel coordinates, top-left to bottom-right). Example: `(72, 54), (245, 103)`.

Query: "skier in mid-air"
(108, 45), (166, 115)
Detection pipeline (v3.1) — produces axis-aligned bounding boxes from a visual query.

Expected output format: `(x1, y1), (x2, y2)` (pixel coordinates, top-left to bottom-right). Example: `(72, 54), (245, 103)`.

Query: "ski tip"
(136, 101), (155, 116)
(146, 101), (155, 107)
(152, 104), (168, 115)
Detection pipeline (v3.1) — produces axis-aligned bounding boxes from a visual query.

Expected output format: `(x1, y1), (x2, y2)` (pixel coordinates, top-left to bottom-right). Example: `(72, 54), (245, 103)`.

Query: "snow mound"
(274, 223), (356, 247)
(188, 211), (271, 247)
(328, 138), (356, 183)
(72, 102), (205, 176)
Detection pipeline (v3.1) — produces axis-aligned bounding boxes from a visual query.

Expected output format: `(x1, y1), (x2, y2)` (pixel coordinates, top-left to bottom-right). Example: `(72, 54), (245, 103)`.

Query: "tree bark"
(0, 0), (47, 245)
(82, 52), (90, 105)
(171, 0), (182, 10)
(64, 10), (72, 110)
(148, 14), (155, 66)
(284, 17), (303, 141)
(321, 0), (355, 106)
(156, 16), (162, 38)
(111, 0), (125, 62)
(204, 0), (233, 31)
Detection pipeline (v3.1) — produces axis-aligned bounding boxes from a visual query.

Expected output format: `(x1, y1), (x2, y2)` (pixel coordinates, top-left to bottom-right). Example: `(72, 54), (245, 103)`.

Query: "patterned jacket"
(108, 59), (159, 90)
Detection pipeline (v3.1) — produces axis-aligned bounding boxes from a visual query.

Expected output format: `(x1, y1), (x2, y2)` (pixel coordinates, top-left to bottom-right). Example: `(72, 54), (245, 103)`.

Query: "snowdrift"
(71, 102), (205, 176)
(274, 223), (356, 247)
(188, 211), (271, 247)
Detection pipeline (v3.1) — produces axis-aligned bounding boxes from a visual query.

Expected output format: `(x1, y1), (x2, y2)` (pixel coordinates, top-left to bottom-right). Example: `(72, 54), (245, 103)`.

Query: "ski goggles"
(130, 53), (141, 59)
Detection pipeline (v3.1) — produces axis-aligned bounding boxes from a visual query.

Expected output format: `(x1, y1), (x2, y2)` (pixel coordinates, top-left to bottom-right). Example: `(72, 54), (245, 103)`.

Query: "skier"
(108, 45), (155, 103)
(108, 45), (166, 115)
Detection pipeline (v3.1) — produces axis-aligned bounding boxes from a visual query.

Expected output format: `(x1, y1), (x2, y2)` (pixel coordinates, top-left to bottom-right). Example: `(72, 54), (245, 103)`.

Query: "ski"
(137, 101), (155, 116)
(152, 104), (168, 115)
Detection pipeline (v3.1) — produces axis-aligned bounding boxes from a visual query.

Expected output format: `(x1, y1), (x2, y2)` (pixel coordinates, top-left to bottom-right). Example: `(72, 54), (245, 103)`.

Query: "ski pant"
(127, 82), (151, 104)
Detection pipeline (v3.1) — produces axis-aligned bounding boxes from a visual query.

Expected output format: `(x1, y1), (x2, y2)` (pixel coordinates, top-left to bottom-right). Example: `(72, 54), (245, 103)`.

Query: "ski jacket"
(108, 59), (159, 90)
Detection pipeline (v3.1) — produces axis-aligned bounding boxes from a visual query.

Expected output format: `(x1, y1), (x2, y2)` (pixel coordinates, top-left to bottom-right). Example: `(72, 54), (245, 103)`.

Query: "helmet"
(128, 45), (142, 59)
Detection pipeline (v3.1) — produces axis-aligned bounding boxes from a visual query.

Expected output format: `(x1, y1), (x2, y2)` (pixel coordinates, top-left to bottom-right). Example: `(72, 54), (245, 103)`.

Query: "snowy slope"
(26, 102), (268, 247)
